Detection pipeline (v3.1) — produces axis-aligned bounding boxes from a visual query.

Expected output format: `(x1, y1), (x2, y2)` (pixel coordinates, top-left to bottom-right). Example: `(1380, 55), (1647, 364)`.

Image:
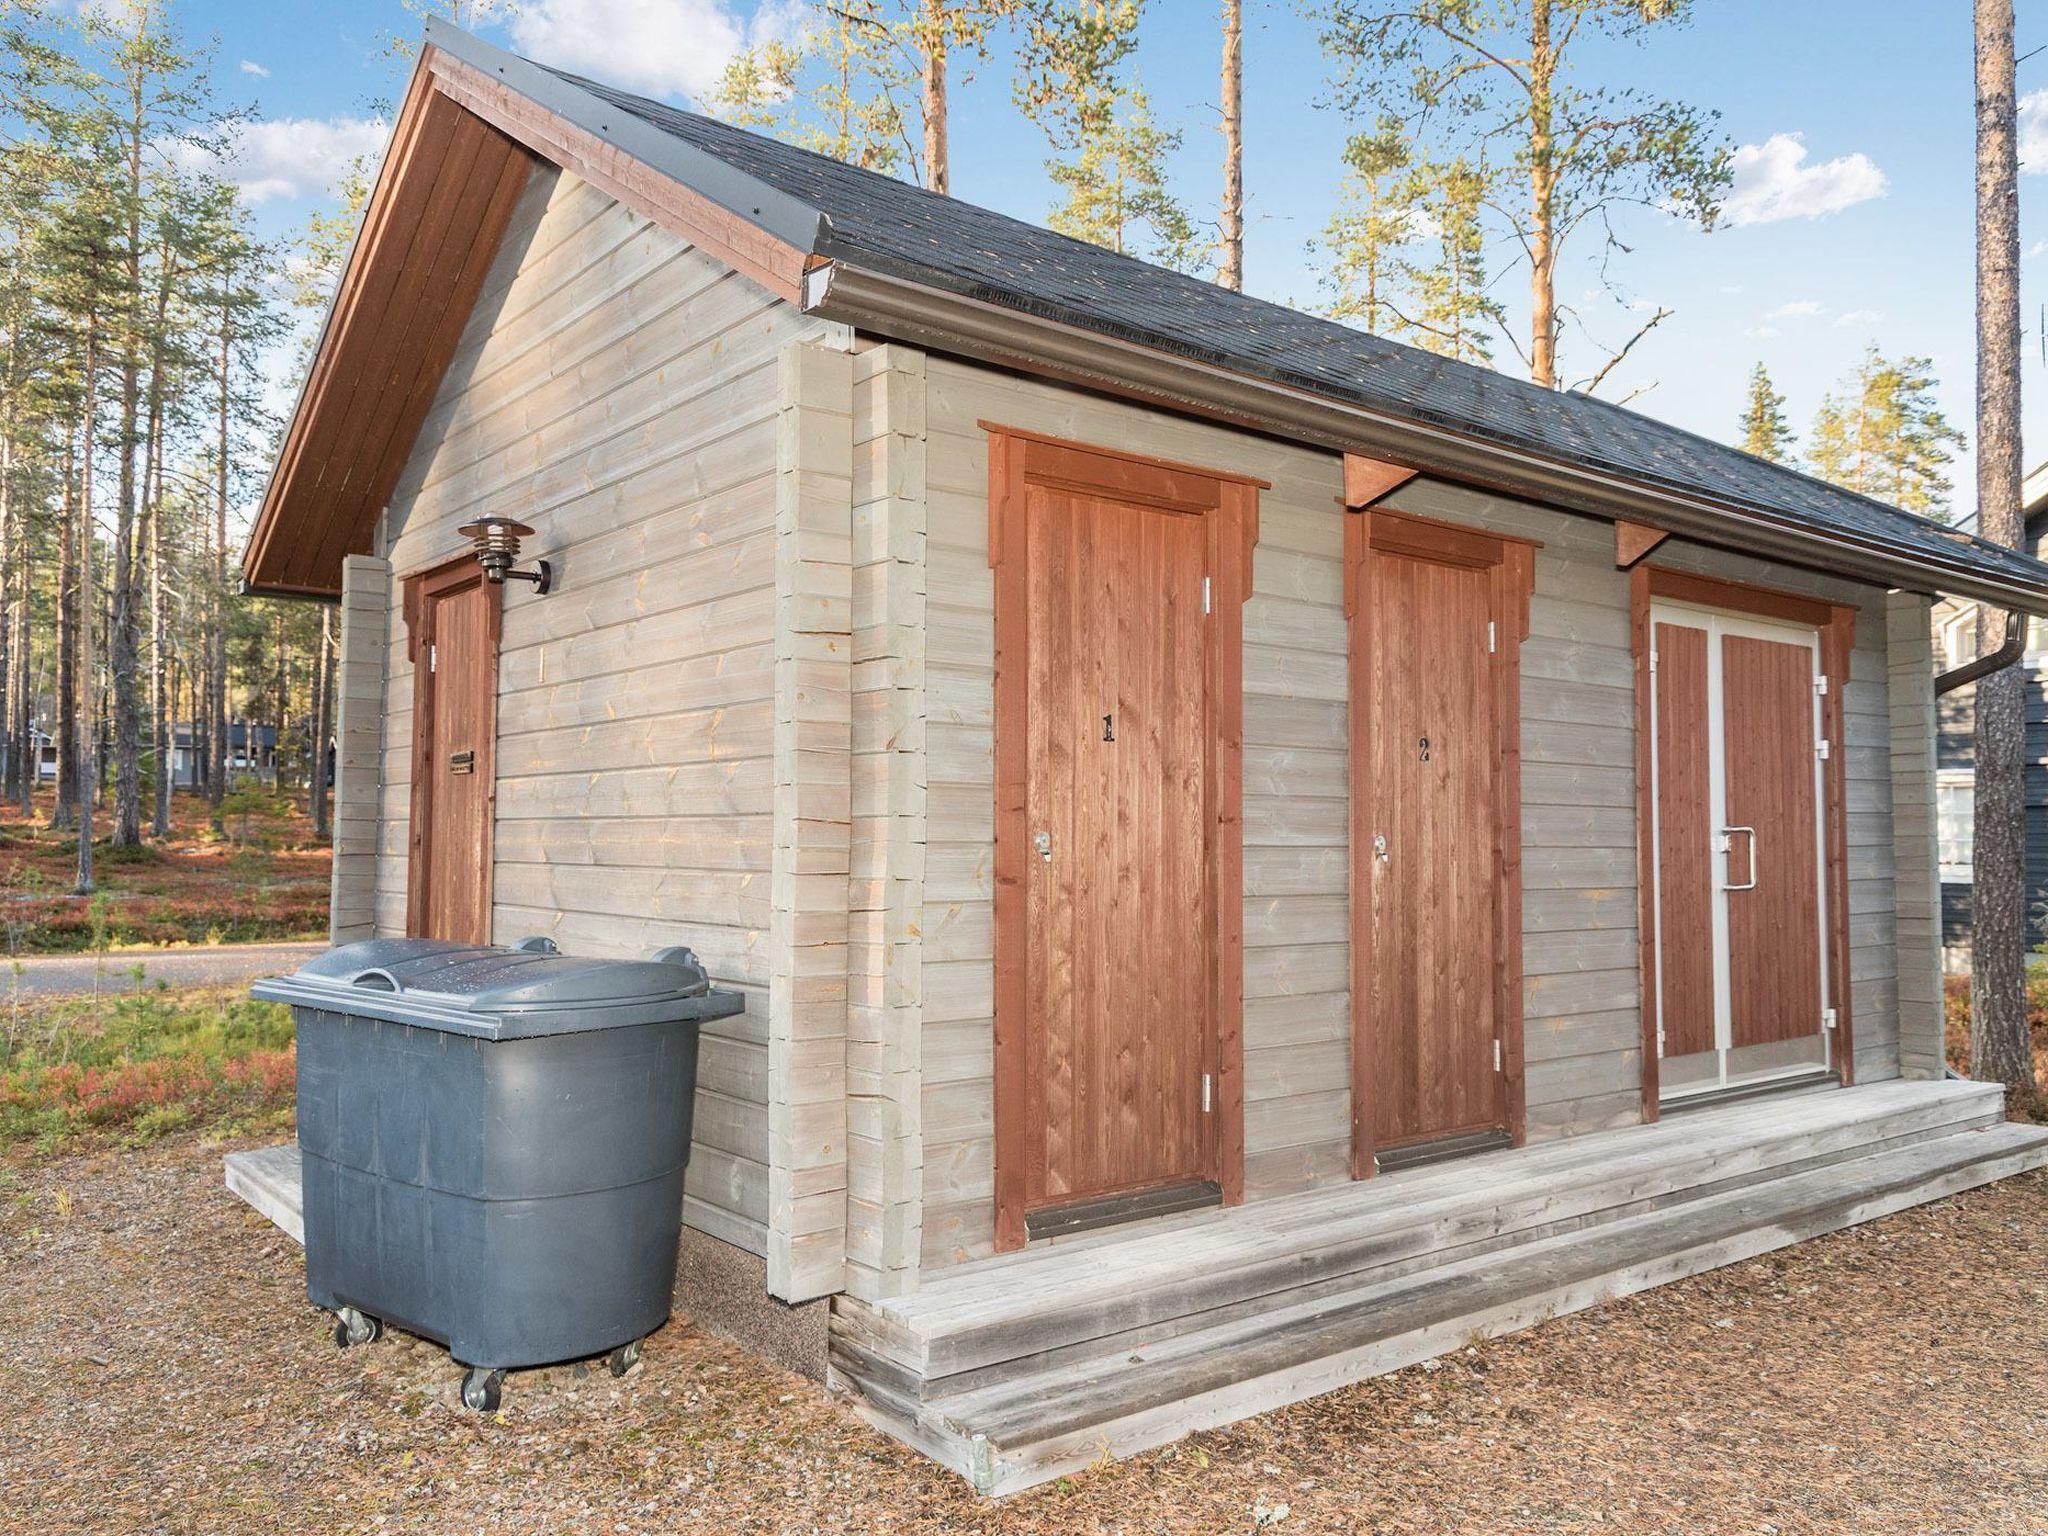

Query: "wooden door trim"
(987, 427), (1255, 1253)
(1630, 564), (1856, 1119)
(1345, 507), (1535, 1179)
(401, 553), (502, 941)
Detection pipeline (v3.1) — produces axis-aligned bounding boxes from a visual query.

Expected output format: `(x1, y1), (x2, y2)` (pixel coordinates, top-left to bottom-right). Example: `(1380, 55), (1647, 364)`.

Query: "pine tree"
(1045, 89), (1198, 268)
(1401, 156), (1501, 364)
(1808, 347), (1965, 520)
(1737, 363), (1794, 463)
(1319, 124), (1417, 335)
(1317, 0), (1729, 390)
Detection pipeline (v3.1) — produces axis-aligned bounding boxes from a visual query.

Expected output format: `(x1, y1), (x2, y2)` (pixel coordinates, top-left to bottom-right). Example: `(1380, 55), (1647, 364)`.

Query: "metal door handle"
(1373, 834), (1389, 863)
(1720, 826), (1757, 891)
(1033, 831), (1052, 863)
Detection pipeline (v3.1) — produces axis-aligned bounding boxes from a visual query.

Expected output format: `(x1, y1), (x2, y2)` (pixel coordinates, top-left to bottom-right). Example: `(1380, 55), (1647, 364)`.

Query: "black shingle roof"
(536, 61), (2042, 592)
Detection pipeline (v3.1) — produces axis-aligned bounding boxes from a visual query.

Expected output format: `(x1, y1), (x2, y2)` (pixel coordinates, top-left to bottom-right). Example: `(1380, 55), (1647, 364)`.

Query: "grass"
(0, 787), (329, 955)
(0, 983), (295, 1151)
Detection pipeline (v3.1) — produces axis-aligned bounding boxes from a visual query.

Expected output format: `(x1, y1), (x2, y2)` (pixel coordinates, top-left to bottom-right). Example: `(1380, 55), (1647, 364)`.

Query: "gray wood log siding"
(330, 553), (390, 945)
(1888, 592), (1946, 1078)
(916, 357), (1354, 1269)
(902, 356), (1911, 1274)
(364, 165), (841, 1258)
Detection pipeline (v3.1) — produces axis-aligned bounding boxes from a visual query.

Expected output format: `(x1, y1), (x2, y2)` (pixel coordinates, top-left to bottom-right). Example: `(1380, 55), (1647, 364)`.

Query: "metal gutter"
(804, 263), (2048, 616)
(1936, 610), (2028, 694)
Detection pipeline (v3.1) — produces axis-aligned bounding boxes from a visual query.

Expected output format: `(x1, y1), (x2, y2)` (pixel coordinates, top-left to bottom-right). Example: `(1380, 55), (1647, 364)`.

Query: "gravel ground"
(3, 1137), (2046, 1536)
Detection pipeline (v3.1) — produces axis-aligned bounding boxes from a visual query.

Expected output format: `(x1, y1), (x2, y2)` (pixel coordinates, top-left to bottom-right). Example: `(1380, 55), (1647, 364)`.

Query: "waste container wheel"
(606, 1339), (642, 1378)
(332, 1307), (382, 1348)
(461, 1367), (506, 1413)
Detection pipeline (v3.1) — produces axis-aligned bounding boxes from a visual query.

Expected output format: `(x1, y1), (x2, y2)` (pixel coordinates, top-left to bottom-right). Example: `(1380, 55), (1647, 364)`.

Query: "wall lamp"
(457, 516), (552, 594)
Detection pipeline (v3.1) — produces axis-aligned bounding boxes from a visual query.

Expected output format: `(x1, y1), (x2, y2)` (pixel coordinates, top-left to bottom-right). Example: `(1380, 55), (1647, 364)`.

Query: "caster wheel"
(461, 1367), (506, 1413)
(606, 1339), (642, 1378)
(333, 1307), (381, 1348)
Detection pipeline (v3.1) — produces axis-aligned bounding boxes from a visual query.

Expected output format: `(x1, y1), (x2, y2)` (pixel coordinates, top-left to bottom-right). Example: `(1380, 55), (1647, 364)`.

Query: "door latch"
(449, 750), (475, 776)
(1032, 830), (1052, 863)
(1373, 834), (1389, 863)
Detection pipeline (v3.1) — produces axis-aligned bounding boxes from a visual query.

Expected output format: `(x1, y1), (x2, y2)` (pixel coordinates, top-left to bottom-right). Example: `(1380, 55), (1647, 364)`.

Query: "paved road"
(2, 941), (327, 997)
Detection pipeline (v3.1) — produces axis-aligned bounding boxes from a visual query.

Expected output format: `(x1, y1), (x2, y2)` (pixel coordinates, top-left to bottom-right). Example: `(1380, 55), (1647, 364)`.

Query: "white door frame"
(1649, 599), (1832, 1096)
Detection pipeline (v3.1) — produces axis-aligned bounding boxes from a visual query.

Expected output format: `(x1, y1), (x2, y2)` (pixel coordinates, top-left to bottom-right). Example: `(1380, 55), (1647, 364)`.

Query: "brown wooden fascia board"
(424, 50), (809, 303)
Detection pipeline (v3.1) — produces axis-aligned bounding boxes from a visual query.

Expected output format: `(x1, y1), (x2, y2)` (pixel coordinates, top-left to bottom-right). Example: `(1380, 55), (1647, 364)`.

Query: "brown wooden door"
(1023, 482), (1212, 1214)
(406, 562), (500, 944)
(1652, 619), (1716, 1059)
(1366, 546), (1505, 1149)
(1721, 632), (1824, 1047)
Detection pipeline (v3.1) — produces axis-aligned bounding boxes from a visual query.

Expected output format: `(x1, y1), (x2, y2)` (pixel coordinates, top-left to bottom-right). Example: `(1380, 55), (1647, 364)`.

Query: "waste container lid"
(251, 937), (744, 1039)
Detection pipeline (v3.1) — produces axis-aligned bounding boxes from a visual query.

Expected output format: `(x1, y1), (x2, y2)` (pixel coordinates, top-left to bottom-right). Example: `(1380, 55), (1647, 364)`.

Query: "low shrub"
(0, 985), (296, 1149)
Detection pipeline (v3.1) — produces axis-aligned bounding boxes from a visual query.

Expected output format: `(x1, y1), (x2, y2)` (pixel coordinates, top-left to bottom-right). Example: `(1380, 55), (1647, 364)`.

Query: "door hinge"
(1202, 1073), (1214, 1113)
(1814, 674), (1829, 696)
(1822, 1007), (1839, 1032)
(427, 643), (437, 674)
(1816, 737), (1831, 760)
(1202, 575), (1213, 614)
(1648, 648), (1658, 675)
(1493, 1038), (1503, 1073)
(1487, 620), (1498, 653)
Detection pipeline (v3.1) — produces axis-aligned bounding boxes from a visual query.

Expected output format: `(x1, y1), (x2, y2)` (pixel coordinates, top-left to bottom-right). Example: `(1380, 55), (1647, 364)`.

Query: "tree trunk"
(77, 317), (99, 895)
(210, 270), (232, 827)
(53, 437), (78, 832)
(1971, 0), (2033, 1107)
(922, 2), (949, 196)
(1526, 0), (1558, 389)
(148, 401), (170, 839)
(1218, 0), (1243, 292)
(10, 486), (33, 816)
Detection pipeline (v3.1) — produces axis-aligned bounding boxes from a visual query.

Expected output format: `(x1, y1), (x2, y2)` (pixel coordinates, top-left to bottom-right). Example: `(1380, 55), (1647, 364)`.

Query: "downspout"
(1935, 609), (2028, 694)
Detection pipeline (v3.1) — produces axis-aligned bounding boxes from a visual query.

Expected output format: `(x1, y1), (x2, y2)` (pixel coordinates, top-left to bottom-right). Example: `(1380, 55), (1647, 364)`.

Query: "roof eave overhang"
(240, 20), (829, 598)
(805, 261), (2048, 617)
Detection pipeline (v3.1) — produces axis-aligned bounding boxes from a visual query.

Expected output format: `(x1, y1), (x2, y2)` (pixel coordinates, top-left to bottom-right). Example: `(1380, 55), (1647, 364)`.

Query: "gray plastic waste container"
(253, 936), (743, 1410)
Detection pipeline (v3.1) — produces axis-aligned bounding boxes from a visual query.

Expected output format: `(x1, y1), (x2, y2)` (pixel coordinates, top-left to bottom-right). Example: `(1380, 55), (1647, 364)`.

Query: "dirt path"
(1, 941), (326, 997)
(2, 1136), (2045, 1535)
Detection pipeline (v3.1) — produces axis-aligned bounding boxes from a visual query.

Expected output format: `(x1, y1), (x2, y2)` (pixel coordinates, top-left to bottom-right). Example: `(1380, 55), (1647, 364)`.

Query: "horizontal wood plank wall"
(846, 344), (929, 1302)
(1640, 540), (1902, 1084)
(330, 554), (391, 944)
(367, 165), (842, 1258)
(769, 341), (856, 1301)
(918, 357), (1349, 1272)
(1888, 591), (1945, 1078)
(1379, 481), (1644, 1141)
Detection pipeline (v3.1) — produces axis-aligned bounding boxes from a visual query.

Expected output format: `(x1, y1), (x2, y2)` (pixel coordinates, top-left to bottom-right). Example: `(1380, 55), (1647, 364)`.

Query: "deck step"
(224, 1143), (304, 1245)
(858, 1079), (2005, 1382)
(834, 1115), (2048, 1497)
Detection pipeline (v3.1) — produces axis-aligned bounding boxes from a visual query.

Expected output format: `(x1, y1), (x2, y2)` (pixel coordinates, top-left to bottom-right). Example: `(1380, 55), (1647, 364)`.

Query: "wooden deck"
(829, 1079), (2048, 1496)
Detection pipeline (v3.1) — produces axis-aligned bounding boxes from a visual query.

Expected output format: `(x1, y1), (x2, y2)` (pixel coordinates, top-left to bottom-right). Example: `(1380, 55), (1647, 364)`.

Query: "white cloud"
(1745, 324), (1782, 340)
(2029, 240), (2048, 260)
(1720, 133), (1887, 227)
(239, 59), (271, 78)
(1762, 299), (1821, 321)
(171, 116), (387, 205)
(507, 0), (795, 102)
(1834, 308), (1883, 328)
(2022, 89), (2048, 171)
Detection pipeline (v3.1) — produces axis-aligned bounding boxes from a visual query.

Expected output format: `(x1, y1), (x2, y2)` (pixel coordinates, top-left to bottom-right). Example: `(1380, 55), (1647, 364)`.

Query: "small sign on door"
(449, 750), (475, 775)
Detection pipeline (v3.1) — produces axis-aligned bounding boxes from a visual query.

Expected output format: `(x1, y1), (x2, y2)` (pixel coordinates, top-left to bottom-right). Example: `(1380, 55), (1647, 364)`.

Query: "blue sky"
(181, 0), (2048, 516)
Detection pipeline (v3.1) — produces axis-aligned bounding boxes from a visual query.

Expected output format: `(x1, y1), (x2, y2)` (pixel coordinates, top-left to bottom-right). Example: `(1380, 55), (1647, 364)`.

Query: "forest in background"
(0, 0), (347, 898)
(0, 0), (1978, 905)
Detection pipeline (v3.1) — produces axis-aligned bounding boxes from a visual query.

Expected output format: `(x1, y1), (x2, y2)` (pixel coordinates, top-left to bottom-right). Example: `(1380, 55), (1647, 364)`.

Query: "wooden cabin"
(234, 22), (2048, 1495)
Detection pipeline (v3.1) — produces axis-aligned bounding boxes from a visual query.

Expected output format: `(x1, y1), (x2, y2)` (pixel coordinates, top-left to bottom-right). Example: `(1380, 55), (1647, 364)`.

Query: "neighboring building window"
(1937, 771), (1975, 884)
